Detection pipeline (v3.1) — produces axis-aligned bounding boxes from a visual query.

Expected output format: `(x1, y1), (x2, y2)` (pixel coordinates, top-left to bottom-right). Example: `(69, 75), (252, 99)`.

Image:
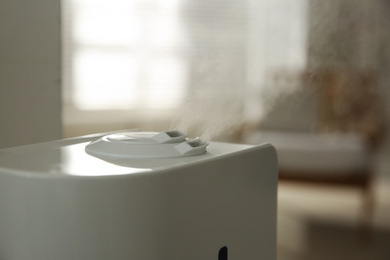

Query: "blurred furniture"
(245, 68), (387, 240)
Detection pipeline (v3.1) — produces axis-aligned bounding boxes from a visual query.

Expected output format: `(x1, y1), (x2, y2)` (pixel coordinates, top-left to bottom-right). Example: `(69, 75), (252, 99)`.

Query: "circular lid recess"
(85, 130), (209, 159)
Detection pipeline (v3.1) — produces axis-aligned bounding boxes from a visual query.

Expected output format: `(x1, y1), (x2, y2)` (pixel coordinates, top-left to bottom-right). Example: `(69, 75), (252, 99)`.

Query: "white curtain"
(62, 0), (308, 136)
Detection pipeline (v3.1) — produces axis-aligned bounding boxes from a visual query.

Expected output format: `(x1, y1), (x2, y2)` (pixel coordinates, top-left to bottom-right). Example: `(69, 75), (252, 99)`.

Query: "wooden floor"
(277, 153), (390, 260)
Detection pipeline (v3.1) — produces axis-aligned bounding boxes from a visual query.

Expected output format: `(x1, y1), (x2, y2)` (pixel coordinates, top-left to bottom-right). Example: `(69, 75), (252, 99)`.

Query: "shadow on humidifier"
(0, 130), (278, 260)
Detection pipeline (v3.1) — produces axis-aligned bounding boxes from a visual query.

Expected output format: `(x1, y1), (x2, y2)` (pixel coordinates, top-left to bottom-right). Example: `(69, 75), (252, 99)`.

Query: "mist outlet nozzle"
(85, 130), (209, 159)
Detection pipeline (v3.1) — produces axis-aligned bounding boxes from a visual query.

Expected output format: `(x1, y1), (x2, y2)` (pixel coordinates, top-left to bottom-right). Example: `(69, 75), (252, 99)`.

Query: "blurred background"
(1, 0), (390, 259)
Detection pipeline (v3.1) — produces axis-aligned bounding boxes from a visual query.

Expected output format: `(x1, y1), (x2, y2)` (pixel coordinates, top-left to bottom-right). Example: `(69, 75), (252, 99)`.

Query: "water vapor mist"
(171, 0), (390, 141)
(171, 87), (245, 141)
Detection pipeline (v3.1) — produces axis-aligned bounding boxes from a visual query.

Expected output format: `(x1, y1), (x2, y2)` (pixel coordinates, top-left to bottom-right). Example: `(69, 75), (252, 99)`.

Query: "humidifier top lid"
(85, 130), (209, 159)
(0, 130), (255, 177)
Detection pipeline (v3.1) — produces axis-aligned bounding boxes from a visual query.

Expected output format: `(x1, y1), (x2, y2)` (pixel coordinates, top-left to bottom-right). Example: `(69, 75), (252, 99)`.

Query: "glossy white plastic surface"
(0, 131), (278, 260)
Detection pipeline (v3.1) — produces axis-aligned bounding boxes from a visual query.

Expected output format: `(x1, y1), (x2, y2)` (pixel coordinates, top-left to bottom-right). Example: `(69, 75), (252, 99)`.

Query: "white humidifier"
(0, 130), (278, 260)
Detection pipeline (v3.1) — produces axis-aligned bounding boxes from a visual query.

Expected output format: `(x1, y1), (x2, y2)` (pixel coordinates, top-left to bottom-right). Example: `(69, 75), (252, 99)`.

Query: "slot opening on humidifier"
(218, 246), (228, 260)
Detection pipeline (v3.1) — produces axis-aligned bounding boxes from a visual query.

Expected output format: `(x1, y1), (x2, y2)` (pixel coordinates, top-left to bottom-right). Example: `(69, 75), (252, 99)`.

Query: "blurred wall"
(0, 0), (61, 148)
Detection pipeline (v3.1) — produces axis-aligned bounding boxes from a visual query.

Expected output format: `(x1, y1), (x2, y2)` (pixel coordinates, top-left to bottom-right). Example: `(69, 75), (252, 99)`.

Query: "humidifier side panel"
(0, 173), (32, 260)
(165, 144), (278, 260)
(0, 172), (178, 260)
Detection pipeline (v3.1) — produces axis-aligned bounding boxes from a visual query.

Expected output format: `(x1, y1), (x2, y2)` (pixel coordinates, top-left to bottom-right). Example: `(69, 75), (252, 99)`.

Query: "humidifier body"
(0, 131), (278, 260)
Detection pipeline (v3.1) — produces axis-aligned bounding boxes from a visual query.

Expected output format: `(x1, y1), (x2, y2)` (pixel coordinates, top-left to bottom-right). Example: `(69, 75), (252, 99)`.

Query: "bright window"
(62, 0), (308, 136)
(62, 0), (187, 112)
